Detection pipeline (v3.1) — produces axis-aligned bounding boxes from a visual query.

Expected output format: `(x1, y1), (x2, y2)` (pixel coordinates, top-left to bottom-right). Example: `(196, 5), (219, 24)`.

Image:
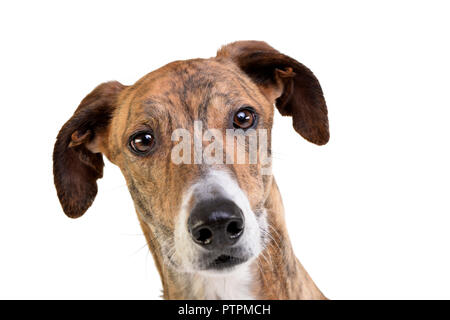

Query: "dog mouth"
(205, 254), (248, 270)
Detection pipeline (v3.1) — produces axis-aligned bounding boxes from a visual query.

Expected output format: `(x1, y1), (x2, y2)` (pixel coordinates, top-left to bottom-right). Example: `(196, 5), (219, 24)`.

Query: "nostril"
(226, 220), (244, 239)
(193, 227), (213, 245)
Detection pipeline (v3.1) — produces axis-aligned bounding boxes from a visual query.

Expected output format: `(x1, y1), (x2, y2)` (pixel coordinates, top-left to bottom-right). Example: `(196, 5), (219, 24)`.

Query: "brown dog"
(53, 41), (329, 299)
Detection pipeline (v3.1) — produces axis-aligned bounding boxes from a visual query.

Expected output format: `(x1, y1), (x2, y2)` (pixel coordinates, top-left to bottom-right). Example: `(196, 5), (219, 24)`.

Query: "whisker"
(130, 242), (151, 256)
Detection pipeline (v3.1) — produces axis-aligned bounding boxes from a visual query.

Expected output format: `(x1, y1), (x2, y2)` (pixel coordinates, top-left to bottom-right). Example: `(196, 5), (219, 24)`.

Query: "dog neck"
(138, 179), (326, 300)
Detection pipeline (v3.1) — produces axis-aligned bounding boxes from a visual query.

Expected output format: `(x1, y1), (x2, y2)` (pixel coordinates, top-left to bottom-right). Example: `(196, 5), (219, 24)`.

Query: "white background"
(0, 1), (449, 299)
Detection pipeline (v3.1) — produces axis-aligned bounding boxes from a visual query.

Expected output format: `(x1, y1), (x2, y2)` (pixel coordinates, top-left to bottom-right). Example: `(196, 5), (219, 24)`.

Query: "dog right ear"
(53, 81), (125, 218)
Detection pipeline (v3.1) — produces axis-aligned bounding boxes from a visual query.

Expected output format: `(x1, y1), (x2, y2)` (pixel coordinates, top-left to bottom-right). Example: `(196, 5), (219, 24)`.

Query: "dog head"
(53, 41), (329, 275)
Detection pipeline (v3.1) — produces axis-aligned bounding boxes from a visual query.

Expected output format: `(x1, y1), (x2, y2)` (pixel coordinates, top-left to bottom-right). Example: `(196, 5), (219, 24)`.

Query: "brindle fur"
(53, 41), (328, 299)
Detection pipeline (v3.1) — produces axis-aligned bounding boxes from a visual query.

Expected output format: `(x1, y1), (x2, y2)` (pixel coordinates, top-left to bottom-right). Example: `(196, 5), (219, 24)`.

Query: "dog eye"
(233, 107), (256, 129)
(129, 131), (155, 155)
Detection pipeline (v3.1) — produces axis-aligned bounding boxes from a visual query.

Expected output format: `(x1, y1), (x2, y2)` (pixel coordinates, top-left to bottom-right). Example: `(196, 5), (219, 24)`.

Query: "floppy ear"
(217, 41), (329, 145)
(53, 81), (125, 218)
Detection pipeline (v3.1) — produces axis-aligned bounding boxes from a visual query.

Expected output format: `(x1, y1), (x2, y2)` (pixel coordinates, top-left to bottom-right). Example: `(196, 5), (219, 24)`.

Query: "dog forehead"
(116, 58), (267, 125)
(133, 58), (244, 96)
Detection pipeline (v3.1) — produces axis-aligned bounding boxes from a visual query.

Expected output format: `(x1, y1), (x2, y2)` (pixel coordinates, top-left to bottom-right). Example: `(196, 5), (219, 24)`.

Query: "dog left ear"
(53, 81), (126, 218)
(217, 41), (329, 145)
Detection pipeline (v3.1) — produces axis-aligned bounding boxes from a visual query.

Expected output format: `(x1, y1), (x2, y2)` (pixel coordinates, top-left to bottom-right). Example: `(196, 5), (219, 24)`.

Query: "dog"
(53, 41), (329, 299)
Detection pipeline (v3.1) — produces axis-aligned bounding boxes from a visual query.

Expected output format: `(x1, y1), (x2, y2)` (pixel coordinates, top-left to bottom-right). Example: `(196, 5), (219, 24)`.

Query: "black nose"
(188, 198), (245, 250)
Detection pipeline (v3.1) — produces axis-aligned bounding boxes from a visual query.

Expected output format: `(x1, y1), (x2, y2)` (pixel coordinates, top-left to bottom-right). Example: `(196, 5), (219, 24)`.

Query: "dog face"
(53, 41), (329, 275)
